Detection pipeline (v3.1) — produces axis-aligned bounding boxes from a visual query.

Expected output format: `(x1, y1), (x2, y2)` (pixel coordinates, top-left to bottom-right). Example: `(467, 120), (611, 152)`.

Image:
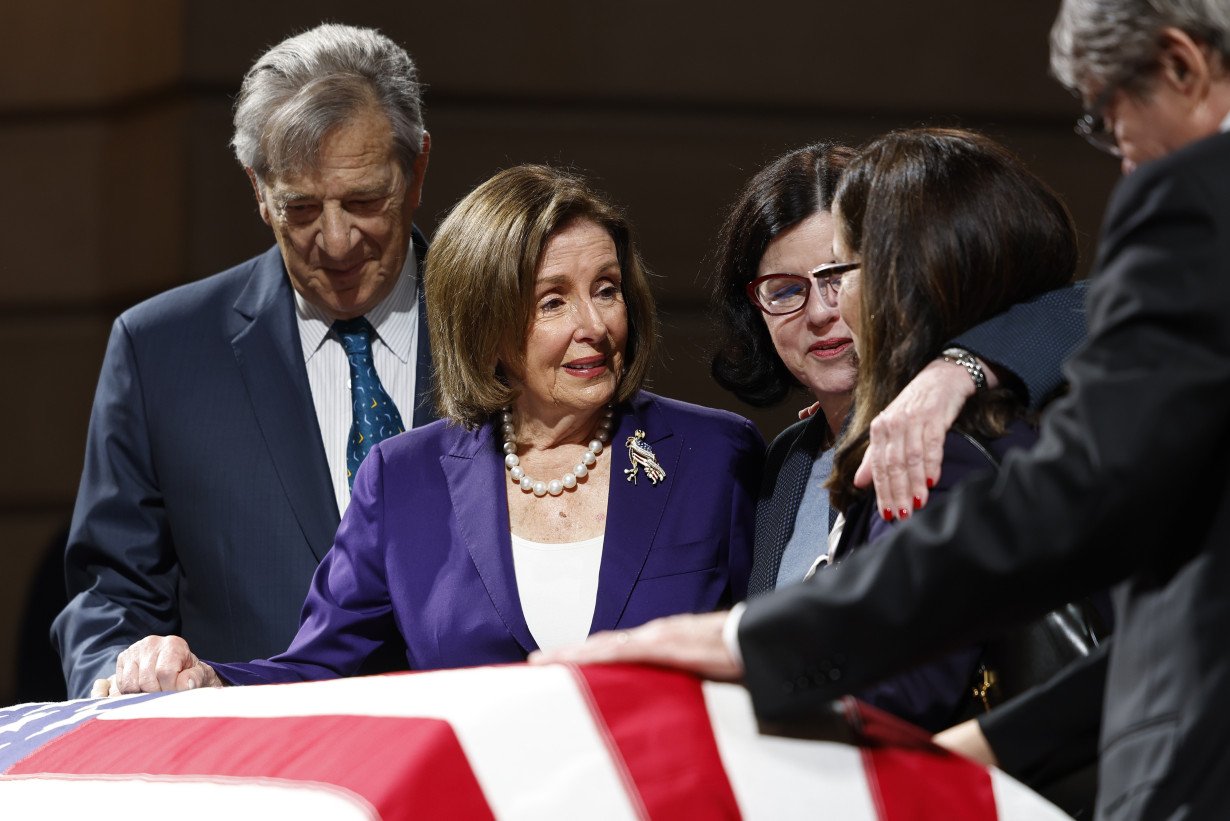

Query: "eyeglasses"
(746, 261), (860, 315)
(1074, 82), (1123, 157)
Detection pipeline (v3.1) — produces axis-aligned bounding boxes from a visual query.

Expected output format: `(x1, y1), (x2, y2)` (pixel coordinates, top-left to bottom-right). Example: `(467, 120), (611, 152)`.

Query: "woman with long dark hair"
(709, 143), (1084, 596)
(818, 127), (1079, 730)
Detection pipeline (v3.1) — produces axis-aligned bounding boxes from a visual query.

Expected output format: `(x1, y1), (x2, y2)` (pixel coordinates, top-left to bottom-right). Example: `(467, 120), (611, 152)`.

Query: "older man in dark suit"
(52, 24), (436, 699)
(538, 2), (1230, 817)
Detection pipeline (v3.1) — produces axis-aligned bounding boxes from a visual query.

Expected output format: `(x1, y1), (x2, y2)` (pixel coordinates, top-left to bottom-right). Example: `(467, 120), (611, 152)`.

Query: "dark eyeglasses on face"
(746, 261), (860, 315)
(1075, 78), (1127, 157)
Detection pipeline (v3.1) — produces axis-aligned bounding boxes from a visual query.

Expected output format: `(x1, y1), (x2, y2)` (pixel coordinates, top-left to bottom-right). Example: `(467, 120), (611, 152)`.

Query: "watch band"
(940, 347), (987, 392)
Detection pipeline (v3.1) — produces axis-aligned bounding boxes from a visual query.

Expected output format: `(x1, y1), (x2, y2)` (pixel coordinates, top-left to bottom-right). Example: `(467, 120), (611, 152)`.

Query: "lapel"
(410, 226), (437, 428)
(590, 393), (683, 632)
(229, 246), (340, 562)
(440, 421), (538, 653)
(749, 411), (829, 596)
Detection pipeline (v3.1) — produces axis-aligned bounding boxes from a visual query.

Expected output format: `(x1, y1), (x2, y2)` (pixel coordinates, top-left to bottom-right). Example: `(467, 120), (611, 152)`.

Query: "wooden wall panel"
(0, 3), (183, 109)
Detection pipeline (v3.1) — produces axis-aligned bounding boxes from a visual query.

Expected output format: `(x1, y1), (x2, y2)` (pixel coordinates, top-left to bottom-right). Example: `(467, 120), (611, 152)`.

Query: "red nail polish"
(898, 507), (910, 520)
(882, 508), (894, 522)
(926, 477), (935, 489)
(913, 496), (923, 510)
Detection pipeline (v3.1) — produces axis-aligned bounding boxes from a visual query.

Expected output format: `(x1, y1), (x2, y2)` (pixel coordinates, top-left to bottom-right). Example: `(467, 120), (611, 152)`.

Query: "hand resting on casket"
(92, 635), (224, 697)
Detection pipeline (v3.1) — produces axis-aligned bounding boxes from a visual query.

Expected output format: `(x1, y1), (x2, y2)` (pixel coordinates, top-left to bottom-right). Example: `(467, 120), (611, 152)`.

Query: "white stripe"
(701, 681), (877, 820)
(990, 768), (1073, 820)
(0, 774), (373, 820)
(99, 666), (639, 821)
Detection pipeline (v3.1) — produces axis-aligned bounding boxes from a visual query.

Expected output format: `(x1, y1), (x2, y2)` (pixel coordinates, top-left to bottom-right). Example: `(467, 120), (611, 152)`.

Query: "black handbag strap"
(954, 428), (1001, 470)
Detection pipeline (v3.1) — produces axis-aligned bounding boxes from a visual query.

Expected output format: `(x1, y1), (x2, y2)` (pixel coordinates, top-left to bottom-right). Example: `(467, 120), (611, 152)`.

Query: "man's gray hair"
(233, 23), (425, 183)
(1051, 0), (1230, 92)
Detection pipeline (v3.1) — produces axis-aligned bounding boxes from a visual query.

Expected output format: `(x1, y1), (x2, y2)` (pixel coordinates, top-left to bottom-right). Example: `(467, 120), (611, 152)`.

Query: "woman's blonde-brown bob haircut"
(425, 164), (659, 428)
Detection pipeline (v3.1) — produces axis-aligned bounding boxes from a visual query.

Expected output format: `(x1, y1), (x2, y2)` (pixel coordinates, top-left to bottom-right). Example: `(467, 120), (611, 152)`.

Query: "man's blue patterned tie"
(334, 317), (405, 489)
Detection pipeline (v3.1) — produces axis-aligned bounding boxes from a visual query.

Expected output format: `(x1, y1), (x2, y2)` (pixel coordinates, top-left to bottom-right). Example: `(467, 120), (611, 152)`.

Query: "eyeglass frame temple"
(1074, 81), (1123, 157)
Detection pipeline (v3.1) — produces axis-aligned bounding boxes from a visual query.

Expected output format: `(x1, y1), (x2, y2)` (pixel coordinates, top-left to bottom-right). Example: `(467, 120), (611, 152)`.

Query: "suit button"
(829, 669), (842, 681)
(796, 675), (811, 689)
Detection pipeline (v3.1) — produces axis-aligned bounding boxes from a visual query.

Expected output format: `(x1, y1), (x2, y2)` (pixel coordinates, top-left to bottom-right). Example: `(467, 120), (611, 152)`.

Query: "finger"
(91, 677), (113, 699)
(920, 419), (945, 500)
(175, 659), (215, 691)
(866, 414), (894, 520)
(116, 646), (142, 693)
(883, 417), (912, 520)
(154, 640), (183, 694)
(902, 414), (928, 513)
(154, 640), (191, 692)
(137, 641), (167, 693)
(798, 401), (821, 421)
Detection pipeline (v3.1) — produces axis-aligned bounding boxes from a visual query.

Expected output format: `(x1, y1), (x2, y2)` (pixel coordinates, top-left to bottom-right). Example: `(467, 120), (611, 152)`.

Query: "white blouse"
(510, 532), (604, 651)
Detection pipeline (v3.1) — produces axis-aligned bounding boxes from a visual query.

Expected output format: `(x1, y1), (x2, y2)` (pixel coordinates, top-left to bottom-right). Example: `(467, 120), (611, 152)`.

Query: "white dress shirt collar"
(293, 246), (419, 363)
(1221, 109), (1230, 133)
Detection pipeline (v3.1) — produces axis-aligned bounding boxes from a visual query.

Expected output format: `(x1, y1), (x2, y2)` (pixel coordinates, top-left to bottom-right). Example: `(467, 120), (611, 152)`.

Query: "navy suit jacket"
(738, 131), (1230, 820)
(211, 392), (763, 682)
(52, 232), (435, 698)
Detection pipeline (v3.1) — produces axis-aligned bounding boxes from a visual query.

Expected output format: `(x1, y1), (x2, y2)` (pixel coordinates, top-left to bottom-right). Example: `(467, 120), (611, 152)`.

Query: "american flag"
(0, 664), (1066, 819)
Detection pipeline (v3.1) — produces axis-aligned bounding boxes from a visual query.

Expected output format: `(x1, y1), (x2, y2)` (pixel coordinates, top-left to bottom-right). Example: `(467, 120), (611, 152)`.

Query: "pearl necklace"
(501, 406), (614, 497)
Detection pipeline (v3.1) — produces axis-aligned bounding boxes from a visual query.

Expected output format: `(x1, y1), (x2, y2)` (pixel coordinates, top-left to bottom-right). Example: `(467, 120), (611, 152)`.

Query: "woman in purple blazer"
(101, 165), (763, 692)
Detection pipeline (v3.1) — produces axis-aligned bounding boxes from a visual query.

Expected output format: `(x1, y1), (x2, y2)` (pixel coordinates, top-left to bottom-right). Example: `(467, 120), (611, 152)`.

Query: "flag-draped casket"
(0, 664), (1067, 819)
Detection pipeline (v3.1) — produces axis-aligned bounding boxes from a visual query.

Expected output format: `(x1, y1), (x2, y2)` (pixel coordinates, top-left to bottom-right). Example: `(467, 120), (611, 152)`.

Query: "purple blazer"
(211, 391), (764, 683)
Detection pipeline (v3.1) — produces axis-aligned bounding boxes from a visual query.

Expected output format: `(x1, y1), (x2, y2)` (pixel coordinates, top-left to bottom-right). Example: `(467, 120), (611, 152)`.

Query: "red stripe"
(850, 701), (998, 821)
(10, 715), (493, 821)
(574, 664), (741, 820)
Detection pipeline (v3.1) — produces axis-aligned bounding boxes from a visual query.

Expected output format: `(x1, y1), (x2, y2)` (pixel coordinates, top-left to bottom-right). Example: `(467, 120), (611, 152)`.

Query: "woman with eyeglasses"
(711, 143), (1086, 599)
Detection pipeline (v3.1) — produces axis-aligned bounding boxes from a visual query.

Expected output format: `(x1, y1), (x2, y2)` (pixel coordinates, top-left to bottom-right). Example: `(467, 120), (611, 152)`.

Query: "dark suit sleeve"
(736, 154), (1230, 724)
(210, 443), (401, 685)
(51, 317), (182, 698)
(953, 281), (1087, 408)
(980, 643), (1108, 785)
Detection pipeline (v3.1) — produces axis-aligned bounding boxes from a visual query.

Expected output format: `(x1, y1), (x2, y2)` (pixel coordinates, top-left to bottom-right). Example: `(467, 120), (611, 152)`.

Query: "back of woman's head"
(836, 127), (1077, 407)
(828, 128), (1078, 511)
(710, 142), (856, 406)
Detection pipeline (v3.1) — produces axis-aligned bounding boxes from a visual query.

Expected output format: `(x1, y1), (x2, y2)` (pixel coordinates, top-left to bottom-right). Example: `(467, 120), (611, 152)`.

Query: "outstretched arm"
(855, 282), (1087, 518)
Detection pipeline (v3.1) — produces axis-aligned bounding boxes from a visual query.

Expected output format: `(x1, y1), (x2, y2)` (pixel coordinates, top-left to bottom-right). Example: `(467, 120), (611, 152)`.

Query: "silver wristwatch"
(940, 347), (987, 392)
